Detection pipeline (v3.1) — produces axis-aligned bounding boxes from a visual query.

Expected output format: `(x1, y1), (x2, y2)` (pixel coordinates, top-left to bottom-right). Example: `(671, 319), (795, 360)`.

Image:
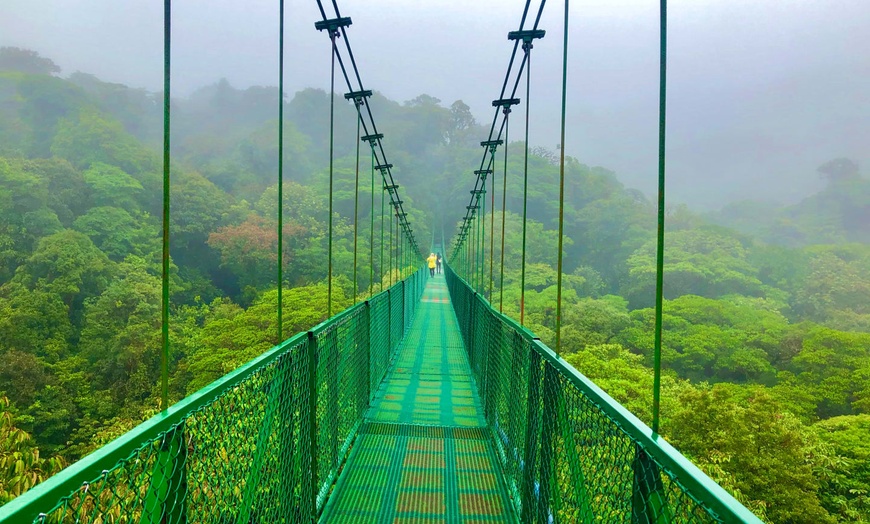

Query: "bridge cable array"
(307, 0), (423, 316)
(447, 0), (669, 432)
(447, 0), (546, 326)
(156, 0), (425, 408)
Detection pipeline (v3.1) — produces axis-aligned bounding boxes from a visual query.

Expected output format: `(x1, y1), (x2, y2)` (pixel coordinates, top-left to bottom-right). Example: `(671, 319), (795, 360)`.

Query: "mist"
(2, 0), (868, 208)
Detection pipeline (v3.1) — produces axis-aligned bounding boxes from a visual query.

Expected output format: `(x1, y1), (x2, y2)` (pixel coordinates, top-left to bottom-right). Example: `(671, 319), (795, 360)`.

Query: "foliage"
(0, 56), (868, 521)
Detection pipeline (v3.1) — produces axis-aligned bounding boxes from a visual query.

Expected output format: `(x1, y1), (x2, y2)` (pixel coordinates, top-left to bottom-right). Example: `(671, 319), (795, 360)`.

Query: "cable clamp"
(361, 133), (383, 143)
(508, 29), (546, 50)
(375, 163), (393, 171)
(315, 17), (352, 36)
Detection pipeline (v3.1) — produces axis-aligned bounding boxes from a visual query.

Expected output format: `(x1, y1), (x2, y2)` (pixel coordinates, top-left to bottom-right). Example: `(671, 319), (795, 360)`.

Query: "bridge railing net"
(0, 268), (427, 524)
(445, 265), (761, 524)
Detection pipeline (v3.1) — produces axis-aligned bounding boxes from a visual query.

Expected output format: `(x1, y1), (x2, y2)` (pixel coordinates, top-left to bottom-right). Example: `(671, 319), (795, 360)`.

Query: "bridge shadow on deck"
(321, 275), (516, 523)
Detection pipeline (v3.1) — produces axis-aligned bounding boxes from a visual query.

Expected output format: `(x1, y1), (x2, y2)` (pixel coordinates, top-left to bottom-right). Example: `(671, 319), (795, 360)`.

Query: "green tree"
(0, 397), (65, 505)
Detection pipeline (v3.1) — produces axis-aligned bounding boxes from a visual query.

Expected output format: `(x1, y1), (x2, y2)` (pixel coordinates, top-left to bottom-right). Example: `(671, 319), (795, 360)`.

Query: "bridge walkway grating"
(320, 274), (517, 523)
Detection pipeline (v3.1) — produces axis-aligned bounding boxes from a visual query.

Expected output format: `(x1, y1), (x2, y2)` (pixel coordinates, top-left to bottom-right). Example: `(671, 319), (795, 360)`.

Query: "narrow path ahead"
(321, 274), (516, 523)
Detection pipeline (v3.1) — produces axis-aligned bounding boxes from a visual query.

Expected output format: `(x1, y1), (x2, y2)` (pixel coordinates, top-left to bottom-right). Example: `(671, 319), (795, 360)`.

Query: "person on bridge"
(427, 253), (437, 277)
(436, 253), (443, 274)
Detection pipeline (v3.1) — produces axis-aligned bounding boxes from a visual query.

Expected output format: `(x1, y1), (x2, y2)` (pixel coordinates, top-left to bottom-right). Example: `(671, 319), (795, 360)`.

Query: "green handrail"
(444, 264), (763, 524)
(0, 269), (427, 524)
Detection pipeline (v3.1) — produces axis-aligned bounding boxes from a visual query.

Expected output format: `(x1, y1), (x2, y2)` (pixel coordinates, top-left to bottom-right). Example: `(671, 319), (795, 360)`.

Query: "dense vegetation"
(0, 47), (868, 523)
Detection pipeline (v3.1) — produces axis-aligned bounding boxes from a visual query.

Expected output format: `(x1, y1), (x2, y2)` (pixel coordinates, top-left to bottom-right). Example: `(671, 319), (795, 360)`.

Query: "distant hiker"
(436, 253), (443, 274)
(427, 253), (437, 277)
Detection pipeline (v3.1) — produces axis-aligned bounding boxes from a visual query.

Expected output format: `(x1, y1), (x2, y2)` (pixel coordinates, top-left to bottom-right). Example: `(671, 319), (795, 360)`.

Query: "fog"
(2, 0), (868, 207)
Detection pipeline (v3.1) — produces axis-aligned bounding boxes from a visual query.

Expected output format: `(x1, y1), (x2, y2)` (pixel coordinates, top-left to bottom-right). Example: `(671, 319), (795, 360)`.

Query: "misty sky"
(3, 0), (868, 208)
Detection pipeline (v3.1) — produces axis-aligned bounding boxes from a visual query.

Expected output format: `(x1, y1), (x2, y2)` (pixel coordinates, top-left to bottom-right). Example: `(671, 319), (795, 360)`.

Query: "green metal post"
(380, 182), (385, 289)
(306, 331), (319, 521)
(142, 426), (187, 524)
(520, 44), (532, 327)
(499, 109), (509, 313)
(353, 102), (361, 300)
(370, 147), (375, 296)
(489, 147), (496, 301)
(652, 0), (668, 435)
(277, 0), (285, 342)
(555, 0), (569, 355)
(521, 351), (542, 520)
(160, 0), (171, 411)
(327, 31), (337, 317)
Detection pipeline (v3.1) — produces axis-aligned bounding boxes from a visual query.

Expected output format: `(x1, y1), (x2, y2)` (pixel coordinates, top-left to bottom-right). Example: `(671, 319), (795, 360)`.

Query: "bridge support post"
(386, 288), (393, 353)
(521, 349), (543, 522)
(536, 364), (557, 523)
(306, 331), (319, 522)
(631, 445), (672, 524)
(142, 425), (187, 524)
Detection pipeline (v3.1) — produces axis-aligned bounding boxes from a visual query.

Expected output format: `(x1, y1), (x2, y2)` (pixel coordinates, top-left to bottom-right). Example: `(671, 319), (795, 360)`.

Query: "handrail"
(0, 268), (427, 524)
(445, 264), (763, 523)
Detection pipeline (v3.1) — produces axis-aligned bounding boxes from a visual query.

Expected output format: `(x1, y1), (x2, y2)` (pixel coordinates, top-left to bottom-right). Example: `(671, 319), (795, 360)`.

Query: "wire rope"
(277, 0), (285, 341)
(554, 0), (568, 354)
(519, 38), (534, 327)
(653, 0), (668, 435)
(352, 99), (361, 299)
(160, 0), (171, 410)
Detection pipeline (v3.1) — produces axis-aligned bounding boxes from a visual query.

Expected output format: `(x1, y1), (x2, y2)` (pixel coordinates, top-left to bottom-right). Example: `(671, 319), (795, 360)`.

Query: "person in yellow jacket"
(427, 253), (437, 277)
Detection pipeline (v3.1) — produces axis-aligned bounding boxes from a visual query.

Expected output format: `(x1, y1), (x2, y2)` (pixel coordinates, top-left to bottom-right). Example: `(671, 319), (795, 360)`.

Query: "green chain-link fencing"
(445, 265), (763, 524)
(0, 268), (426, 524)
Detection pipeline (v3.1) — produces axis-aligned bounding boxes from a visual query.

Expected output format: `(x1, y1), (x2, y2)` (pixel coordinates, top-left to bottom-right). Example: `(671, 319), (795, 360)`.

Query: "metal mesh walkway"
(320, 274), (516, 522)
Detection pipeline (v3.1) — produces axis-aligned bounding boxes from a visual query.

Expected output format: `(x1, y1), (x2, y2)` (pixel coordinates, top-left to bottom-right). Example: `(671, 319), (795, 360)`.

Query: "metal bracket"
(361, 133), (383, 143)
(375, 163), (393, 171)
(508, 29), (546, 49)
(315, 17), (352, 35)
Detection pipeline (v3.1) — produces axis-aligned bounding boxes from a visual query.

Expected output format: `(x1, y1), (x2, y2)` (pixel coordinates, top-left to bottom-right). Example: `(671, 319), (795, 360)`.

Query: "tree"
(82, 163), (144, 210)
(13, 229), (114, 324)
(818, 158), (860, 185)
(0, 397), (65, 505)
(624, 228), (764, 308)
(670, 385), (835, 524)
(813, 415), (870, 522)
(0, 47), (60, 75)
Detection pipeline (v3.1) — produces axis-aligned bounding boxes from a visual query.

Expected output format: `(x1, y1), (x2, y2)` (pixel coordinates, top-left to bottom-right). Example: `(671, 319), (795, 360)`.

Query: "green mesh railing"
(0, 269), (427, 524)
(445, 265), (763, 524)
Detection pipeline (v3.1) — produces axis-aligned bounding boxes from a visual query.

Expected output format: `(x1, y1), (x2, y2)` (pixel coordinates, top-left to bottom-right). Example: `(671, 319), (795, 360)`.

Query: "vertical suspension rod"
(160, 0), (171, 410)
(652, 0), (668, 435)
(277, 0), (285, 341)
(555, 0), (568, 354)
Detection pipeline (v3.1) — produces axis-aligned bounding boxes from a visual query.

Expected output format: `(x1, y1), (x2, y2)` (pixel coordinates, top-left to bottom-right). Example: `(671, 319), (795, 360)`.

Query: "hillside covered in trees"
(1, 48), (869, 523)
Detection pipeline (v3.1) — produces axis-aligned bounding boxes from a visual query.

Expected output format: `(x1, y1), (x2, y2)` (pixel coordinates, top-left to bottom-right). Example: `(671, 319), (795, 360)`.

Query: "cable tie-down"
(384, 184), (399, 192)
(375, 163), (393, 171)
(362, 133), (383, 143)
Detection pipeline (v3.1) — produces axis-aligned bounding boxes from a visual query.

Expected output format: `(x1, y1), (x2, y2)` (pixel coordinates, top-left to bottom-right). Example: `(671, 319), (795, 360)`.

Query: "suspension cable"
(554, 0), (568, 354)
(327, 29), (337, 316)
(488, 145), (497, 300)
(352, 98), (361, 300)
(160, 0), (171, 410)
(369, 144), (375, 296)
(380, 180), (385, 288)
(499, 109), (510, 312)
(653, 0), (668, 435)
(519, 39), (533, 326)
(277, 0), (285, 342)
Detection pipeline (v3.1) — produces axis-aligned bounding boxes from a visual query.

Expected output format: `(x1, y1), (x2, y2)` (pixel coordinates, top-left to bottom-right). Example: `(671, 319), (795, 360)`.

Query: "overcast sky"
(3, 0), (868, 207)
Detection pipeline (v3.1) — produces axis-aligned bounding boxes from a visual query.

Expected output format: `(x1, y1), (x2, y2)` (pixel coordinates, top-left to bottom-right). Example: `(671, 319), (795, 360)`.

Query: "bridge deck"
(321, 274), (516, 522)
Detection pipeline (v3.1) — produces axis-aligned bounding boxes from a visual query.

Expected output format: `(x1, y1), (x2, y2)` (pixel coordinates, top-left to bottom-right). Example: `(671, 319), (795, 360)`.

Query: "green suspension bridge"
(1, 0), (764, 523)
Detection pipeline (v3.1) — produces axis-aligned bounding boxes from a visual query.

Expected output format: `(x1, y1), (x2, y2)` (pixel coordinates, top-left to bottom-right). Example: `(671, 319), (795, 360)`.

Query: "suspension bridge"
(0, 0), (765, 522)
